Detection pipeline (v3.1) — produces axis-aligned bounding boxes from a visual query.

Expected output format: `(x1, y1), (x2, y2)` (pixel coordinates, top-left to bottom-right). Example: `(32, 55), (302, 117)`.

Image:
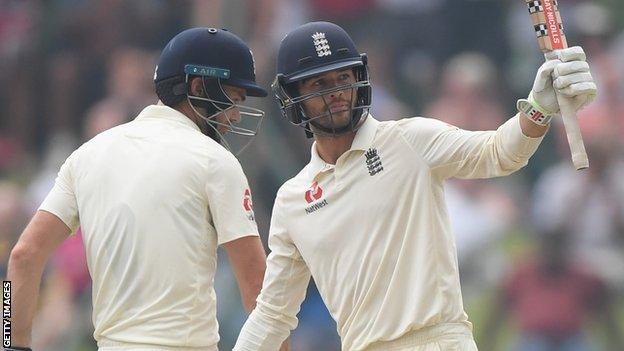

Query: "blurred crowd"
(1, 0), (623, 350)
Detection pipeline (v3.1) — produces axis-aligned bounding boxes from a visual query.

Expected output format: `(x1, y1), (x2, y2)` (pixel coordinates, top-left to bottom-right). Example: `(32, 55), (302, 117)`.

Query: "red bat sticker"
(541, 0), (564, 50)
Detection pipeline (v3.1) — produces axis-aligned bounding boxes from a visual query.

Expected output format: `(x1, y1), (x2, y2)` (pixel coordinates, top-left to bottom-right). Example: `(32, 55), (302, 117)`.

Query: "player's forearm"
(235, 258), (265, 314)
(6, 244), (48, 346)
(224, 236), (267, 314)
(240, 272), (264, 314)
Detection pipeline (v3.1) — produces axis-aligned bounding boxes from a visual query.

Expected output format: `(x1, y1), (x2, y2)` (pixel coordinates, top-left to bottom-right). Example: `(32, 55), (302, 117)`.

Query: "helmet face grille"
(273, 53), (372, 138)
(186, 75), (265, 155)
(154, 27), (268, 154)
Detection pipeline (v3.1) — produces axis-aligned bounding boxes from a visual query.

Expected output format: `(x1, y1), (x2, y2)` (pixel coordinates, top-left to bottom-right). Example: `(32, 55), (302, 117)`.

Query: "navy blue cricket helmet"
(272, 21), (372, 137)
(155, 27), (267, 98)
(154, 27), (267, 151)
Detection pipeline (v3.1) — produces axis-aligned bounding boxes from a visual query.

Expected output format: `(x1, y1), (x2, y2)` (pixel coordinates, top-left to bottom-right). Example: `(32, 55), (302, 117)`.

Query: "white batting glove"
(520, 46), (597, 125)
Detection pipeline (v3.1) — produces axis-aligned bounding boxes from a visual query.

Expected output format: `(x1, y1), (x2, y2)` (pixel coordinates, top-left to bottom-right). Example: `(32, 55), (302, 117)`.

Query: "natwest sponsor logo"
(304, 181), (327, 214)
(305, 199), (328, 214)
(304, 181), (323, 203)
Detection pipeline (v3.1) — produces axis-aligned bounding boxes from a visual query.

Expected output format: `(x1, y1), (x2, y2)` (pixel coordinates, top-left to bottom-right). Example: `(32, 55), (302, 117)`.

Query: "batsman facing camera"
(234, 21), (597, 351)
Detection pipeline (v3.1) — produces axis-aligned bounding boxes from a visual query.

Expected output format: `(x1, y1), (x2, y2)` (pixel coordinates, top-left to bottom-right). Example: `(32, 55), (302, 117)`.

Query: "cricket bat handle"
(556, 89), (588, 170)
(529, 0), (589, 171)
(545, 51), (589, 170)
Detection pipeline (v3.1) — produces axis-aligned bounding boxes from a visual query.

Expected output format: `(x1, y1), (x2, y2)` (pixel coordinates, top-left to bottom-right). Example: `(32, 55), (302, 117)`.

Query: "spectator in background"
(425, 52), (506, 130)
(102, 47), (157, 117)
(374, 0), (450, 110)
(0, 135), (23, 177)
(531, 133), (624, 291)
(358, 39), (410, 121)
(83, 100), (131, 140)
(481, 228), (624, 351)
(0, 1), (38, 151)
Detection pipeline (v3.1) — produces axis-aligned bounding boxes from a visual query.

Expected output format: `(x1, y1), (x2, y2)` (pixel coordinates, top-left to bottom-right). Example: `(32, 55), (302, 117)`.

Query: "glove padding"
(529, 46), (597, 116)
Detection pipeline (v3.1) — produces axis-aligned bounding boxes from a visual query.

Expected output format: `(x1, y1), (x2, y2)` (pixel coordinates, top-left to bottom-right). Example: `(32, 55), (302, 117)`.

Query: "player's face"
(297, 69), (357, 130)
(213, 85), (246, 135)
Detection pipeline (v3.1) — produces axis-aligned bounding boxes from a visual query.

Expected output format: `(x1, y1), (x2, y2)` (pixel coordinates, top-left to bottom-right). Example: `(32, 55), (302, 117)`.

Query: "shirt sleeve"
(39, 150), (80, 233)
(205, 153), (259, 245)
(398, 115), (544, 179)
(234, 193), (311, 351)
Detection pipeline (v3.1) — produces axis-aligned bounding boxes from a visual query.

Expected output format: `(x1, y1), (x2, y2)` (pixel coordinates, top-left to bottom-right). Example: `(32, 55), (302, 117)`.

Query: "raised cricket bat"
(525, 0), (589, 170)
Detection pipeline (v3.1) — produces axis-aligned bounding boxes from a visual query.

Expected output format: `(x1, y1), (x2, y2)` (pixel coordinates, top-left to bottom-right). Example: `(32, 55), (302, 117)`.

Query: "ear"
(189, 77), (205, 97)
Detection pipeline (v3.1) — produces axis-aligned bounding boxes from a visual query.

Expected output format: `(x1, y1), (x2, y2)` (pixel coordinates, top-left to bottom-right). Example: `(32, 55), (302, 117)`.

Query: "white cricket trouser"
(98, 338), (218, 351)
(363, 323), (478, 351)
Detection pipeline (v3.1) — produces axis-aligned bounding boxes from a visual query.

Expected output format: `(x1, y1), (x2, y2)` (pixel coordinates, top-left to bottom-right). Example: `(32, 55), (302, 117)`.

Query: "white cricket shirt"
(235, 114), (543, 351)
(40, 105), (259, 350)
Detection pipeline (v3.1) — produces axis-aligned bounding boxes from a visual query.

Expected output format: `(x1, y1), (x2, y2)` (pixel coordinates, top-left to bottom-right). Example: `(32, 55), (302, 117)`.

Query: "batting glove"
(519, 46), (597, 125)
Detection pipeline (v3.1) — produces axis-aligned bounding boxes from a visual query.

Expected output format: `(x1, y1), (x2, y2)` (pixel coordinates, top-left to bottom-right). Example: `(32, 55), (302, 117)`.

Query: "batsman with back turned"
(6, 28), (272, 351)
(233, 20), (597, 351)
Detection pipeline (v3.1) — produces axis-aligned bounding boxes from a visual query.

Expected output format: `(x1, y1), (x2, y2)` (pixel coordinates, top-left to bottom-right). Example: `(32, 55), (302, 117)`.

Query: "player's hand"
(529, 46), (597, 116)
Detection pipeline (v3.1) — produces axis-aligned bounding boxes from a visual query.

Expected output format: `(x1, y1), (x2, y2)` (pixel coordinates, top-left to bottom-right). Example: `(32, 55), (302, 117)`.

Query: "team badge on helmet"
(312, 32), (332, 57)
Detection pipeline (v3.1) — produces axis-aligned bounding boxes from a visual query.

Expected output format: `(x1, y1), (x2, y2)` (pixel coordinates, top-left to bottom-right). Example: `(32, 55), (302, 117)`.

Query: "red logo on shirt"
(243, 189), (253, 211)
(304, 181), (323, 203)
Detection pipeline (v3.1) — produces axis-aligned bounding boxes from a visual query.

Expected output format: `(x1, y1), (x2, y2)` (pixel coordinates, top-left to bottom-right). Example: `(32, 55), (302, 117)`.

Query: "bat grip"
(556, 91), (589, 170)
(545, 51), (589, 170)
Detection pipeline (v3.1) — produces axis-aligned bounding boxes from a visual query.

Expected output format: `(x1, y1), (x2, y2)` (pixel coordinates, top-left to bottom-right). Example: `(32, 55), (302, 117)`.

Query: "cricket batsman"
(233, 21), (597, 350)
(6, 28), (269, 351)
